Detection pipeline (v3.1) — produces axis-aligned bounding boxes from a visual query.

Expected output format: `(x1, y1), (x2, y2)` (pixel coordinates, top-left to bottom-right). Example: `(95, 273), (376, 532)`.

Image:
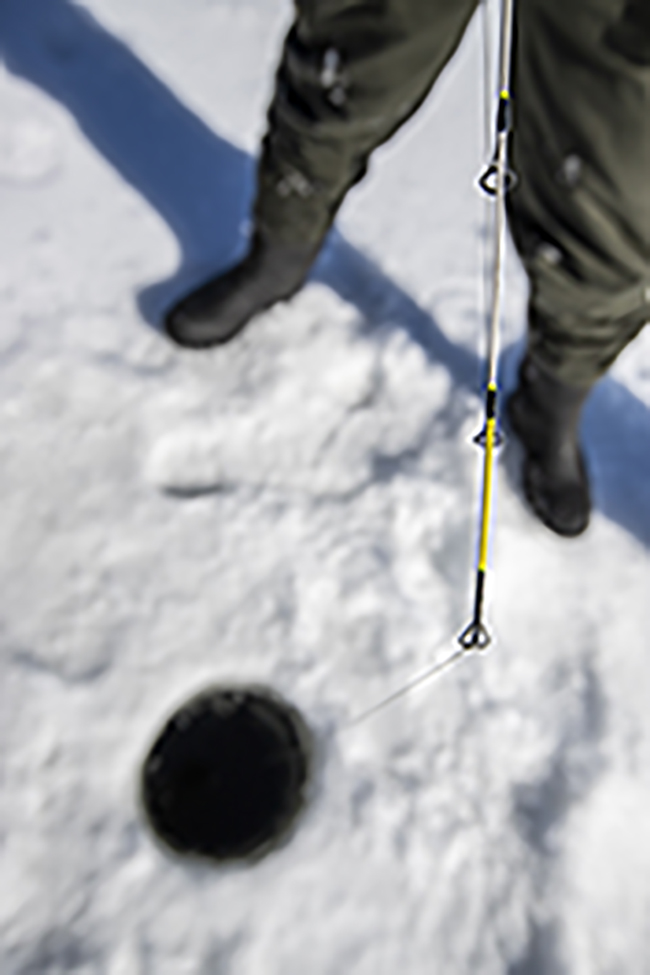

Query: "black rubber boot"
(165, 231), (323, 348)
(506, 356), (592, 537)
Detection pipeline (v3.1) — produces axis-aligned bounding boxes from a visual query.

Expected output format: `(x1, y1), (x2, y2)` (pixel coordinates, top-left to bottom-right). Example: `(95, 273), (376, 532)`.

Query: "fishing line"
(341, 0), (517, 733)
(340, 643), (469, 732)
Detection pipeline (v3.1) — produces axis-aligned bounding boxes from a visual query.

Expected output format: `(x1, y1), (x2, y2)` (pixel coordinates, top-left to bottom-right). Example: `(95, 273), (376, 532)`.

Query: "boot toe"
(524, 458), (591, 537)
(163, 234), (322, 350)
(164, 301), (200, 348)
(164, 277), (250, 349)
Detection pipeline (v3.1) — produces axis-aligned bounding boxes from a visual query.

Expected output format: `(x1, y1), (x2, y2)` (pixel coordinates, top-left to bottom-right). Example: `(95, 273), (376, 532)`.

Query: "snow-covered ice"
(1, 1), (649, 973)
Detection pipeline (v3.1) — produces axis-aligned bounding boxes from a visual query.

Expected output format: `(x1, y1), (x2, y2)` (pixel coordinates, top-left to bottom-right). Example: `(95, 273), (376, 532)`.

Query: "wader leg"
(509, 0), (650, 388)
(165, 0), (479, 347)
(253, 0), (479, 245)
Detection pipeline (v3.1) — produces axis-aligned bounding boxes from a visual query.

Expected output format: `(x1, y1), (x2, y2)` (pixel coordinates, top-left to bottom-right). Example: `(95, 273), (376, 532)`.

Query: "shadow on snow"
(1, 0), (648, 547)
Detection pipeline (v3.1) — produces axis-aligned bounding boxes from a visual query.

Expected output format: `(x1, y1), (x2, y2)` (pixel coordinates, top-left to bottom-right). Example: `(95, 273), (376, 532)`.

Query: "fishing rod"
(458, 0), (516, 651)
(344, 0), (517, 730)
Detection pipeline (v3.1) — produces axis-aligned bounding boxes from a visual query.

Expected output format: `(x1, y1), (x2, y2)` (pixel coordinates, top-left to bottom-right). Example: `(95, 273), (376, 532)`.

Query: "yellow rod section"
(477, 417), (496, 572)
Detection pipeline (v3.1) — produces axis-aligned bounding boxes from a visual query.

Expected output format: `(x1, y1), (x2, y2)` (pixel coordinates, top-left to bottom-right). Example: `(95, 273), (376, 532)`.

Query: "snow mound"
(146, 285), (451, 498)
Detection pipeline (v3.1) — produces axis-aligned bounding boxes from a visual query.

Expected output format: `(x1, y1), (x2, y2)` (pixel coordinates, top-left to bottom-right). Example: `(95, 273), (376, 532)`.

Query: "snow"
(1, 1), (649, 973)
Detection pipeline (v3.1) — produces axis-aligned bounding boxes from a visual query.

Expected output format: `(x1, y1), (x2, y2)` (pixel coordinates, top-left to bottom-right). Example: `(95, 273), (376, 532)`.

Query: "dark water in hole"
(141, 686), (313, 863)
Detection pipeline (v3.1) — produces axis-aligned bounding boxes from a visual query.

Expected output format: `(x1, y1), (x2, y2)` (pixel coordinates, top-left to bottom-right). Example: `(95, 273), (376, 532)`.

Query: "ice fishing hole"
(140, 685), (313, 863)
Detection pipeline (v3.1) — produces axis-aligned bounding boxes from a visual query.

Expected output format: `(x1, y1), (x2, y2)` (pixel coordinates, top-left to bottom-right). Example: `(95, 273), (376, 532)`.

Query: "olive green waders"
(253, 0), (650, 388)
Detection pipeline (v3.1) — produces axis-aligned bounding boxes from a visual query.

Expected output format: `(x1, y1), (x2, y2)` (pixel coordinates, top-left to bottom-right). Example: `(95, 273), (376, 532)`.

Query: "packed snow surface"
(1, 1), (649, 973)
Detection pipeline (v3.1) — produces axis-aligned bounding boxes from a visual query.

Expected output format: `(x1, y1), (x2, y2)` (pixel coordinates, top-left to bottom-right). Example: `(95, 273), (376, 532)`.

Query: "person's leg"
(253, 0), (480, 245)
(166, 0), (478, 347)
(509, 0), (650, 386)
(506, 0), (650, 534)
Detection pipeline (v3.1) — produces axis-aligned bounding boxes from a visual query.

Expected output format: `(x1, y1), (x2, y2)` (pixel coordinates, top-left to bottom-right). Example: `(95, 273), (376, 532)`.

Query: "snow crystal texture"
(1, 1), (649, 973)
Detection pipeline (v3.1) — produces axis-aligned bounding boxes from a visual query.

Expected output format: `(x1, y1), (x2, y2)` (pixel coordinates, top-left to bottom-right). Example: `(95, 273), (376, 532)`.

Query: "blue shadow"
(0, 0), (256, 321)
(1, 0), (648, 546)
